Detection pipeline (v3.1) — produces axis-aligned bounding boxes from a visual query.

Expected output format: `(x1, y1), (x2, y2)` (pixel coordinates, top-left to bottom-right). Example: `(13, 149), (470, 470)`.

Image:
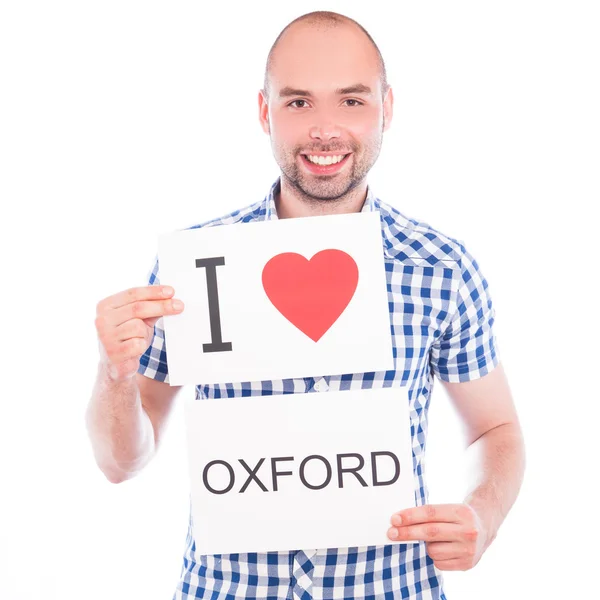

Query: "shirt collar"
(264, 177), (378, 221)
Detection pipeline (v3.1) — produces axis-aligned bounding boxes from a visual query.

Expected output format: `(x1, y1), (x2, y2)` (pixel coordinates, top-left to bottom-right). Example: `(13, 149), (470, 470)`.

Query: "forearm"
(463, 422), (526, 545)
(85, 362), (155, 483)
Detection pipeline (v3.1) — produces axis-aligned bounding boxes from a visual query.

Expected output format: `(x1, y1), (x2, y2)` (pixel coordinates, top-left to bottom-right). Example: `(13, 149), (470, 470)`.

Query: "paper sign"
(158, 212), (393, 385)
(185, 387), (416, 555)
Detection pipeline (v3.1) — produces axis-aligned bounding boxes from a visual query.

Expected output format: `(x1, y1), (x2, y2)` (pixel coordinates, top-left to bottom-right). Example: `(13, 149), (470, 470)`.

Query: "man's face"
(259, 24), (393, 202)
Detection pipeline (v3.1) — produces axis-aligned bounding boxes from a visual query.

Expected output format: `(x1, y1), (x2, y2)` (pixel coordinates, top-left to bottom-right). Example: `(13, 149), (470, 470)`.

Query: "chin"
(301, 183), (355, 202)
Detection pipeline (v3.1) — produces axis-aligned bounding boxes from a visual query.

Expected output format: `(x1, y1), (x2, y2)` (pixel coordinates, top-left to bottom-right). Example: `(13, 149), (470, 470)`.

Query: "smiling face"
(259, 21), (393, 205)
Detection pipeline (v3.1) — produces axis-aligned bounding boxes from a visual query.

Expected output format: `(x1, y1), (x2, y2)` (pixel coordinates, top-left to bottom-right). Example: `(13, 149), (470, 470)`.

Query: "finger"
(426, 542), (471, 562)
(143, 315), (162, 330)
(430, 558), (470, 571)
(113, 318), (149, 343)
(391, 504), (471, 527)
(97, 285), (174, 313)
(104, 297), (184, 328)
(105, 337), (150, 365)
(387, 522), (465, 543)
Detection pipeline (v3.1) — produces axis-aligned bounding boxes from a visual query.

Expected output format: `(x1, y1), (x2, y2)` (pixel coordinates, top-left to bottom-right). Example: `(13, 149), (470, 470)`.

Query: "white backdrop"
(1, 1), (598, 599)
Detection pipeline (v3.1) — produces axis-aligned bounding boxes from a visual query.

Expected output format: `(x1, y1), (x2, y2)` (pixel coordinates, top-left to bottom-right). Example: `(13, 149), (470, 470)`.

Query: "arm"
(86, 369), (181, 484)
(387, 362), (526, 570)
(85, 284), (184, 484)
(445, 361), (525, 547)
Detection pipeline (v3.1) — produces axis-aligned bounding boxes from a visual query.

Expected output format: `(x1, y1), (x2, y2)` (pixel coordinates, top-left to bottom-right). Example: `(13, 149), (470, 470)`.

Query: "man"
(87, 10), (525, 600)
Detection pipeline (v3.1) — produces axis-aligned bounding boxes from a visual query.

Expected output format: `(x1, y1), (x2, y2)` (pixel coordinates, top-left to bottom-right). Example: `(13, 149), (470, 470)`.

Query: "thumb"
(144, 316), (161, 329)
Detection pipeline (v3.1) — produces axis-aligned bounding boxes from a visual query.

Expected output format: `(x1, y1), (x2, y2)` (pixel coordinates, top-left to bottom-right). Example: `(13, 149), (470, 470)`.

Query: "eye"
(289, 99), (309, 109)
(344, 99), (364, 107)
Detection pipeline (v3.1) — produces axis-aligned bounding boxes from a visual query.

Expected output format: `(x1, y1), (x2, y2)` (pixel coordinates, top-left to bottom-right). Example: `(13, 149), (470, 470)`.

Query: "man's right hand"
(95, 285), (184, 382)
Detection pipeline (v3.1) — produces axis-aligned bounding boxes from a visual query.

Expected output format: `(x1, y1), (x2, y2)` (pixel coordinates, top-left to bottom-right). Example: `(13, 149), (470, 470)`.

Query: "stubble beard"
(274, 134), (383, 205)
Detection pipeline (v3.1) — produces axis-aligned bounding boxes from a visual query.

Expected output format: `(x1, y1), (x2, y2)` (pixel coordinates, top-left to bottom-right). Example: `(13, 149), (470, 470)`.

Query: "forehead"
(268, 24), (382, 96)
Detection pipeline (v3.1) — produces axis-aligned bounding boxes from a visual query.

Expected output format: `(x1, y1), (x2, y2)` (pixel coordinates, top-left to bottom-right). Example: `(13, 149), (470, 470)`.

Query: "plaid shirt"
(138, 178), (499, 600)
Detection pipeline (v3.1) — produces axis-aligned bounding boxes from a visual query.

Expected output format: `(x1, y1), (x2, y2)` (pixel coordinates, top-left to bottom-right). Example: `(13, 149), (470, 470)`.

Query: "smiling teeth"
(307, 154), (346, 165)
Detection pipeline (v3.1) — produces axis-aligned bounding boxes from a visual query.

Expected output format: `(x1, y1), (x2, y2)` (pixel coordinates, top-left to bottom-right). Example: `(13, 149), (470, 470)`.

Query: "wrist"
(464, 490), (500, 547)
(98, 359), (137, 387)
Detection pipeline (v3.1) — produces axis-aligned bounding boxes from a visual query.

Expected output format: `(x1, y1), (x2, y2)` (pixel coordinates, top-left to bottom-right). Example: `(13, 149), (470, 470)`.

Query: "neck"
(275, 176), (369, 219)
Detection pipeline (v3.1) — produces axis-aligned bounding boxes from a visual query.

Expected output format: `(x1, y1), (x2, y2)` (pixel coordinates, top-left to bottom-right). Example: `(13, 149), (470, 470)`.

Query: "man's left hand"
(387, 504), (489, 571)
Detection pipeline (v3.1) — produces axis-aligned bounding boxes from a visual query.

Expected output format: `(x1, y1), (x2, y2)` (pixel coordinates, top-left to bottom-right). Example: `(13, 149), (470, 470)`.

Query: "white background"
(0, 1), (598, 599)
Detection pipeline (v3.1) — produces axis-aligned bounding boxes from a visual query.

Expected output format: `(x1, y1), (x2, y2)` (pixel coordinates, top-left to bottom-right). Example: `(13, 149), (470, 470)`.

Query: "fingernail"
(388, 528), (398, 539)
(162, 286), (174, 296)
(172, 299), (183, 310)
(391, 515), (402, 526)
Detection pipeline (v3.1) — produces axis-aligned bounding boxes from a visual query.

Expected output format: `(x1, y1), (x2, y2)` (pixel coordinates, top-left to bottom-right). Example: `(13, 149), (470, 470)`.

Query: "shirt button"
(314, 379), (328, 392)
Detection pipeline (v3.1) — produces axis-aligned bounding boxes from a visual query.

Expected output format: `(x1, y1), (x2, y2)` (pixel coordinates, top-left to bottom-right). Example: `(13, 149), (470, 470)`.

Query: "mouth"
(299, 153), (351, 175)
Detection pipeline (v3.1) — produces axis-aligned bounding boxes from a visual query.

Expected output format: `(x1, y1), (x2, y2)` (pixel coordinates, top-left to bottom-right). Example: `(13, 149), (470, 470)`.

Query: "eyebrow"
(278, 84), (373, 98)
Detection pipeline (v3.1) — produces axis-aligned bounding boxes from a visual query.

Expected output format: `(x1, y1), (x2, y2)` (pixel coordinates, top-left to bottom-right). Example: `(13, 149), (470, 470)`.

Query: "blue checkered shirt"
(138, 178), (499, 599)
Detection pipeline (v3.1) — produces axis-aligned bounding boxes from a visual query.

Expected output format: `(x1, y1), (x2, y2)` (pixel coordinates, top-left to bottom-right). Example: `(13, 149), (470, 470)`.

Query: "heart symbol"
(262, 249), (359, 342)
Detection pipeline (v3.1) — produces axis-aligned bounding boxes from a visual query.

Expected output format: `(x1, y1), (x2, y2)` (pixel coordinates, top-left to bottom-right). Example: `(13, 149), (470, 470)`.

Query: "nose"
(309, 121), (341, 141)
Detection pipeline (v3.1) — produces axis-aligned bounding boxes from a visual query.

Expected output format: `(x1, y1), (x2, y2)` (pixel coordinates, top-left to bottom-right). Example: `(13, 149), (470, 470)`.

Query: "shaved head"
(263, 11), (389, 101)
(257, 10), (394, 211)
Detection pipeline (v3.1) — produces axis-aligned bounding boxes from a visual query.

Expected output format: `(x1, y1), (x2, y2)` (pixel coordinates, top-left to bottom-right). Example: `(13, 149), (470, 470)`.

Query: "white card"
(185, 387), (416, 555)
(158, 212), (393, 385)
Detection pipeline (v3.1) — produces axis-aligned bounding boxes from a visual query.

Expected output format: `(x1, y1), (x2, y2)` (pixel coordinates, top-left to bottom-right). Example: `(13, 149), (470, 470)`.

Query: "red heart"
(262, 249), (359, 342)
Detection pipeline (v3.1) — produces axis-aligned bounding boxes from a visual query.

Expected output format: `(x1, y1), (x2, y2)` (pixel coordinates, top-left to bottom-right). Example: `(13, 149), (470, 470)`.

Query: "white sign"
(185, 387), (417, 555)
(158, 212), (393, 385)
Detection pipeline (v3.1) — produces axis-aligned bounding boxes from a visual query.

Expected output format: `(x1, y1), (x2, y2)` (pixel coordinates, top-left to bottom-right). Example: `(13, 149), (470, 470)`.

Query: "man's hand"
(95, 285), (184, 382)
(387, 504), (490, 571)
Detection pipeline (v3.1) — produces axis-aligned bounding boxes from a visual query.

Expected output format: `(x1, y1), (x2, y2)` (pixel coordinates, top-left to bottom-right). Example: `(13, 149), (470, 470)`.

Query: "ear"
(383, 86), (394, 132)
(258, 89), (270, 135)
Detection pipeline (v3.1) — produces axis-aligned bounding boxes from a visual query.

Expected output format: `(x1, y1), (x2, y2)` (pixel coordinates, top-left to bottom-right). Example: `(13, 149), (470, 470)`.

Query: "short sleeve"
(430, 243), (500, 383)
(137, 255), (170, 383)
